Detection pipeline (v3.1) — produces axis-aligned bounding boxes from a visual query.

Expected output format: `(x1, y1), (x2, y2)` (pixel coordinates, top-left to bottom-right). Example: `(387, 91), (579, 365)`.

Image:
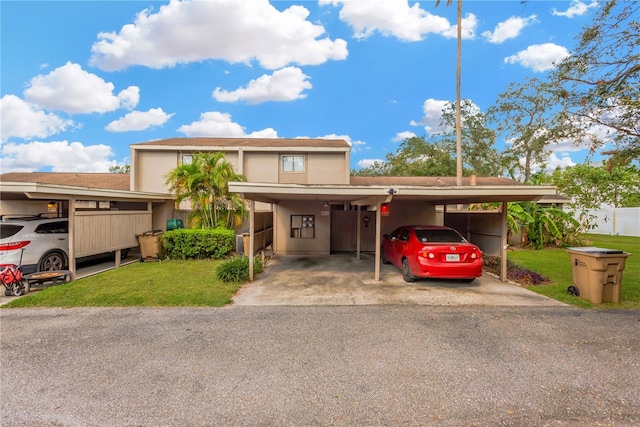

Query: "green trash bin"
(167, 219), (184, 230)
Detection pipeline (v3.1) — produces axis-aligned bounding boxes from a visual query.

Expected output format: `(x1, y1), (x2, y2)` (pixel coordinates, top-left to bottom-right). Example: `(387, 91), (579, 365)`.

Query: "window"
(35, 221), (68, 234)
(282, 155), (305, 172)
(182, 154), (193, 164)
(290, 215), (315, 239)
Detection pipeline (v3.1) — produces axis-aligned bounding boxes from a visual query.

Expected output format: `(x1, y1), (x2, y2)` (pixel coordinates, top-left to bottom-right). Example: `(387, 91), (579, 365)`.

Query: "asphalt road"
(1, 306), (639, 426)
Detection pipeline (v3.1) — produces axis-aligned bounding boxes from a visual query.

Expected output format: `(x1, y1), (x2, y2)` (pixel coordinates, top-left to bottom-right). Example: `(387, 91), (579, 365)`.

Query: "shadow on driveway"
(233, 253), (567, 307)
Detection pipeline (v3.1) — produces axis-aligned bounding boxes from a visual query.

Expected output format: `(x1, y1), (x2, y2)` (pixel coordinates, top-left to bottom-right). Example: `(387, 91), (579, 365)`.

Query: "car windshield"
(415, 229), (466, 243)
(0, 224), (24, 239)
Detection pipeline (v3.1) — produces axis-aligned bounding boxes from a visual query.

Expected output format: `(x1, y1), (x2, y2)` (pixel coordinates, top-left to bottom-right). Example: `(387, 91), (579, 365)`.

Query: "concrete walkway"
(233, 253), (567, 307)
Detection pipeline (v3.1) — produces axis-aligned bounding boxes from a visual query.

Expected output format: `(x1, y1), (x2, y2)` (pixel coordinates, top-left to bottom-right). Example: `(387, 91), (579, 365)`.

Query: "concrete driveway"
(233, 253), (566, 307)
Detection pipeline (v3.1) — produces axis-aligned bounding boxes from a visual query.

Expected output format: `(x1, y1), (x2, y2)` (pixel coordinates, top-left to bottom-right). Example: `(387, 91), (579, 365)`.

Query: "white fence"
(576, 207), (640, 237)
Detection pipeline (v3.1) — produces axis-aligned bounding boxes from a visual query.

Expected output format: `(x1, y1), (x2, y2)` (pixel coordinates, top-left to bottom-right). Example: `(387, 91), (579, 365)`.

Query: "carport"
(0, 173), (174, 278)
(229, 176), (558, 282)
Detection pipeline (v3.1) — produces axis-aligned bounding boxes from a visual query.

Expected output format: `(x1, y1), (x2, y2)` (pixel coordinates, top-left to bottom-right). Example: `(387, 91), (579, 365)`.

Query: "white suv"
(0, 215), (69, 274)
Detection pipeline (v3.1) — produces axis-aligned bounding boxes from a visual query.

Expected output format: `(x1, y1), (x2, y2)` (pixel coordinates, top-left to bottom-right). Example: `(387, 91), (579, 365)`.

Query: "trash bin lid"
(567, 246), (624, 254)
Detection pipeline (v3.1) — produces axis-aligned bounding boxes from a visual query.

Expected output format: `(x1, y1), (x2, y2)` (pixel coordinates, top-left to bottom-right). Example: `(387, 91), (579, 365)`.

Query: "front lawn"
(508, 234), (640, 309)
(2, 260), (241, 308)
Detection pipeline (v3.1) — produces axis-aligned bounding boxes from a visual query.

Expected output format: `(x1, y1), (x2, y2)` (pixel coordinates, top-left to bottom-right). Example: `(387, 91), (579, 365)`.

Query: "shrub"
(216, 256), (264, 282)
(161, 228), (234, 260)
(483, 256), (551, 286)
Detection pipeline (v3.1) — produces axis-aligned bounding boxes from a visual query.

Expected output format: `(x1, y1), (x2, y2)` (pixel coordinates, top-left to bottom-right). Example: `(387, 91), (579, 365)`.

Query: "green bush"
(161, 228), (234, 260)
(216, 256), (264, 282)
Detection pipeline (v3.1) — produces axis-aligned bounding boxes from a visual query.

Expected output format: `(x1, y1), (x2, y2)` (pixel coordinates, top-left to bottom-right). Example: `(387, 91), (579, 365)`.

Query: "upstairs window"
(282, 155), (305, 172)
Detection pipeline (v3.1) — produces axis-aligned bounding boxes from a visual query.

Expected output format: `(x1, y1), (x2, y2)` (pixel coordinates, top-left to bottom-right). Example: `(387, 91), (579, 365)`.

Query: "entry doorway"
(330, 206), (377, 253)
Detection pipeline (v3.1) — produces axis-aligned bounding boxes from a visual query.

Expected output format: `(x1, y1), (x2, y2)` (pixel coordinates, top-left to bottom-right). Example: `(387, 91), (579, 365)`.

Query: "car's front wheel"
(402, 258), (415, 282)
(39, 251), (66, 271)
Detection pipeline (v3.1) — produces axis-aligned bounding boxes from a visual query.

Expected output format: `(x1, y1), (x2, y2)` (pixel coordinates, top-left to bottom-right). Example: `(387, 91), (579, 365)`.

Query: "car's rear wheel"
(39, 251), (65, 271)
(402, 258), (415, 282)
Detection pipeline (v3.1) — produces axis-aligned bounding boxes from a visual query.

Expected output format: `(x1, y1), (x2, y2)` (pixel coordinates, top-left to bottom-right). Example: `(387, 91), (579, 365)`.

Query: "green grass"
(509, 234), (640, 309)
(2, 260), (243, 308)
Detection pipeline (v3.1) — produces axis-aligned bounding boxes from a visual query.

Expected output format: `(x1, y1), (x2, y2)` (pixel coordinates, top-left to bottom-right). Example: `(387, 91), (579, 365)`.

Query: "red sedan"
(382, 225), (483, 283)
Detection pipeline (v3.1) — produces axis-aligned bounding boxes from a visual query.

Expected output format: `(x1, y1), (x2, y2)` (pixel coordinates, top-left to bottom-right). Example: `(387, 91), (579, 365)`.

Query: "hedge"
(161, 228), (235, 260)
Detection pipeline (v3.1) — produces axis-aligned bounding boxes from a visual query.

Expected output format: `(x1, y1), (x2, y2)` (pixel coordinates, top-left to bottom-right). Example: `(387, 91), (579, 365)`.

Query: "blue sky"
(1, 0), (604, 174)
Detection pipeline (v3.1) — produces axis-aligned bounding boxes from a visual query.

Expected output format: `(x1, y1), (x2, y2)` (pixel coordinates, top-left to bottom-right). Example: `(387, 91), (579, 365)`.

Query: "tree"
(354, 136), (456, 176)
(109, 165), (130, 173)
(488, 77), (578, 183)
(164, 152), (247, 229)
(551, 0), (640, 160)
(550, 162), (640, 209)
(439, 100), (503, 176)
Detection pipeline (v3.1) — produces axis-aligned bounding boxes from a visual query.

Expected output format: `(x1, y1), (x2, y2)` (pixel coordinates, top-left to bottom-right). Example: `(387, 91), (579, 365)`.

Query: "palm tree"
(436, 0), (462, 185)
(165, 152), (247, 229)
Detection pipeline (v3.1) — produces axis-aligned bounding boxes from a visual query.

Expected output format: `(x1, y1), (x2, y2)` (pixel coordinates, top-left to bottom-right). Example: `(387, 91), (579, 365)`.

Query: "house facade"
(1, 137), (558, 280)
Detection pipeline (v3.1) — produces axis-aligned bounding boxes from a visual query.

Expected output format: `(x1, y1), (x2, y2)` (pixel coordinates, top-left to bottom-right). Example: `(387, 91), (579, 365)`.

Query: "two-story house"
(1, 137), (557, 280)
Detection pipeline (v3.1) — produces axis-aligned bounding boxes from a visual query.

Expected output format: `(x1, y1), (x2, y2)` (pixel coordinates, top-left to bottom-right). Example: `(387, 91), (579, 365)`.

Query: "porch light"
(47, 201), (57, 212)
(380, 203), (389, 216)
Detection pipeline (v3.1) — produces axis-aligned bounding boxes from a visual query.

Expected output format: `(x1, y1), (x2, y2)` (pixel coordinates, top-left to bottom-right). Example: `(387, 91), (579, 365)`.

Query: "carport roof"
(229, 176), (557, 205)
(0, 172), (172, 200)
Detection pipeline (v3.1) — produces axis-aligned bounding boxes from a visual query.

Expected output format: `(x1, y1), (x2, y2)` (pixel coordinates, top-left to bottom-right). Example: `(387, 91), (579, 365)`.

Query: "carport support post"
(69, 197), (76, 278)
(375, 202), (381, 281)
(356, 205), (361, 260)
(249, 200), (255, 281)
(501, 201), (508, 282)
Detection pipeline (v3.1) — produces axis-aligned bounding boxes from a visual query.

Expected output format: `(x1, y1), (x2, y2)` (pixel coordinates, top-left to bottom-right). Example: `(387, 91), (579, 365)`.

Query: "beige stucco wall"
(273, 200), (436, 255)
(244, 153), (279, 182)
(134, 151), (180, 193)
(274, 200), (331, 255)
(378, 201), (437, 236)
(307, 153), (349, 184)
(133, 149), (349, 190)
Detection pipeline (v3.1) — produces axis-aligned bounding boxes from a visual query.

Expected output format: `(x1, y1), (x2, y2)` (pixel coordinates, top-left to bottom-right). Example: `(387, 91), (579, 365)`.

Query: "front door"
(330, 208), (377, 253)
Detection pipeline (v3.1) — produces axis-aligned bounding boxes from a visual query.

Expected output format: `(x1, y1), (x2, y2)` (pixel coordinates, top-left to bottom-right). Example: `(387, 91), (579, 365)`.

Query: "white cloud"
(321, 0), (477, 41)
(213, 67), (312, 104)
(482, 15), (538, 44)
(319, 133), (366, 152)
(545, 152), (576, 170)
(23, 62), (139, 114)
(410, 98), (449, 135)
(246, 128), (279, 138)
(552, 0), (598, 18)
(90, 0), (347, 71)
(177, 111), (277, 138)
(118, 86), (140, 110)
(357, 158), (384, 169)
(504, 43), (570, 72)
(105, 108), (174, 132)
(0, 140), (119, 173)
(440, 13), (478, 40)
(393, 131), (416, 142)
(0, 95), (74, 141)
